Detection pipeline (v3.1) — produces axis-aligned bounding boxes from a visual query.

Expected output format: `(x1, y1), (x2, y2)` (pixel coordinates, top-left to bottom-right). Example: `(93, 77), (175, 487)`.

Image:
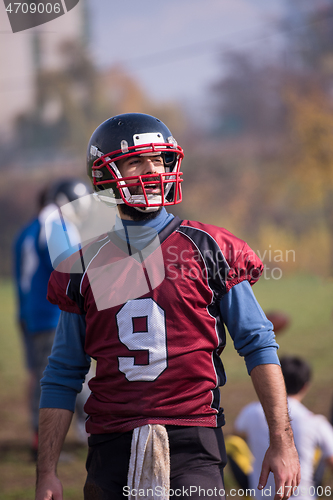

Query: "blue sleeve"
(45, 216), (81, 269)
(13, 232), (24, 316)
(220, 280), (280, 374)
(39, 236), (55, 276)
(40, 311), (91, 412)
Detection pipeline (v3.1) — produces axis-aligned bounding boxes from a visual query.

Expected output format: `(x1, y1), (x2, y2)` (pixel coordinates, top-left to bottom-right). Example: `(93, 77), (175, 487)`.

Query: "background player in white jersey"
(35, 113), (300, 500)
(234, 355), (333, 498)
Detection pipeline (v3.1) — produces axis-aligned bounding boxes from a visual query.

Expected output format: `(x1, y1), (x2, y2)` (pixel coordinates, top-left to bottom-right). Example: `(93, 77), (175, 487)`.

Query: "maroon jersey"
(48, 217), (263, 433)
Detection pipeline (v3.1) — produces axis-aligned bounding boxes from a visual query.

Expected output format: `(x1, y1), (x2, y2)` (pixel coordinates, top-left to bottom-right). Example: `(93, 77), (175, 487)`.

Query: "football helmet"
(46, 178), (92, 207)
(45, 178), (92, 223)
(87, 113), (184, 212)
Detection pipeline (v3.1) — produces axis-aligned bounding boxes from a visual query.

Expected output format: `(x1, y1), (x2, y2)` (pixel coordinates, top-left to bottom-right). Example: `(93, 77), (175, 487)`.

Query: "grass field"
(0, 274), (332, 499)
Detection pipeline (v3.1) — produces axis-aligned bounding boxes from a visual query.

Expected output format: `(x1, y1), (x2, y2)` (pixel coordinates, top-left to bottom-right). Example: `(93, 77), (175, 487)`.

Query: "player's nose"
(142, 157), (158, 174)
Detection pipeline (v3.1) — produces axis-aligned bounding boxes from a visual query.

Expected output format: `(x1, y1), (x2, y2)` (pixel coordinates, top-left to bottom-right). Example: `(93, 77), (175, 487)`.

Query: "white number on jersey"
(117, 298), (167, 381)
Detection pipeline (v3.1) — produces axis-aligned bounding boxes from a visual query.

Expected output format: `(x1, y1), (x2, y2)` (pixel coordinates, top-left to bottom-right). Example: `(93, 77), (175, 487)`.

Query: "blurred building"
(0, 0), (88, 140)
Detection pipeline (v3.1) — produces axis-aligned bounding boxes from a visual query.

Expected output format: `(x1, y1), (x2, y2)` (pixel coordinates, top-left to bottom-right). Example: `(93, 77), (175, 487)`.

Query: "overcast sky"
(87, 0), (287, 110)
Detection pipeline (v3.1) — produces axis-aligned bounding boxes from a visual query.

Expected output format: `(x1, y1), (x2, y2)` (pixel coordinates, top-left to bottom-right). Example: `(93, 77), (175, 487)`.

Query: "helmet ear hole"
(163, 152), (177, 170)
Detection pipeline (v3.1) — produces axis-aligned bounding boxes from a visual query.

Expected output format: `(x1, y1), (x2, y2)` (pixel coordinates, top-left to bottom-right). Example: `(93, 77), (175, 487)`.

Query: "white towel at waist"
(127, 424), (170, 500)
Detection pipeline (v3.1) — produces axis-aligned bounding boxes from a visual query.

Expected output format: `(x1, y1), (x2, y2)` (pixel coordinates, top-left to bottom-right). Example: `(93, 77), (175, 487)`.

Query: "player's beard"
(118, 204), (163, 221)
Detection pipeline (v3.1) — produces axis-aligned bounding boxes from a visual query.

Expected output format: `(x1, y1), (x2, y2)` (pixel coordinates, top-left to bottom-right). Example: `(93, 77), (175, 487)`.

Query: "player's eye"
(128, 158), (141, 165)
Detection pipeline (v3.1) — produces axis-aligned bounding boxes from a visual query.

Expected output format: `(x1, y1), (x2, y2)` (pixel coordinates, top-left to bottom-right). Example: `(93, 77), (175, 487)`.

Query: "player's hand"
(258, 441), (301, 500)
(35, 472), (63, 500)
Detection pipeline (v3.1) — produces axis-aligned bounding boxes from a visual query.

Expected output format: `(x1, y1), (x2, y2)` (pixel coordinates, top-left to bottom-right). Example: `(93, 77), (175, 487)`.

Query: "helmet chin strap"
(118, 194), (161, 212)
(94, 189), (160, 212)
(132, 204), (160, 213)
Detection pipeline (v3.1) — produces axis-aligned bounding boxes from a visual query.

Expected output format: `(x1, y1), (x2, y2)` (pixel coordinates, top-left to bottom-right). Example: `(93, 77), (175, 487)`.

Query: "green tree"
(286, 88), (333, 274)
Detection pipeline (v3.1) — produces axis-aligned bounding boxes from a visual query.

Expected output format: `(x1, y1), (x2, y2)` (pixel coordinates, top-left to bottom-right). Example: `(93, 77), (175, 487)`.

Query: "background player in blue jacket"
(35, 114), (301, 500)
(13, 178), (91, 458)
